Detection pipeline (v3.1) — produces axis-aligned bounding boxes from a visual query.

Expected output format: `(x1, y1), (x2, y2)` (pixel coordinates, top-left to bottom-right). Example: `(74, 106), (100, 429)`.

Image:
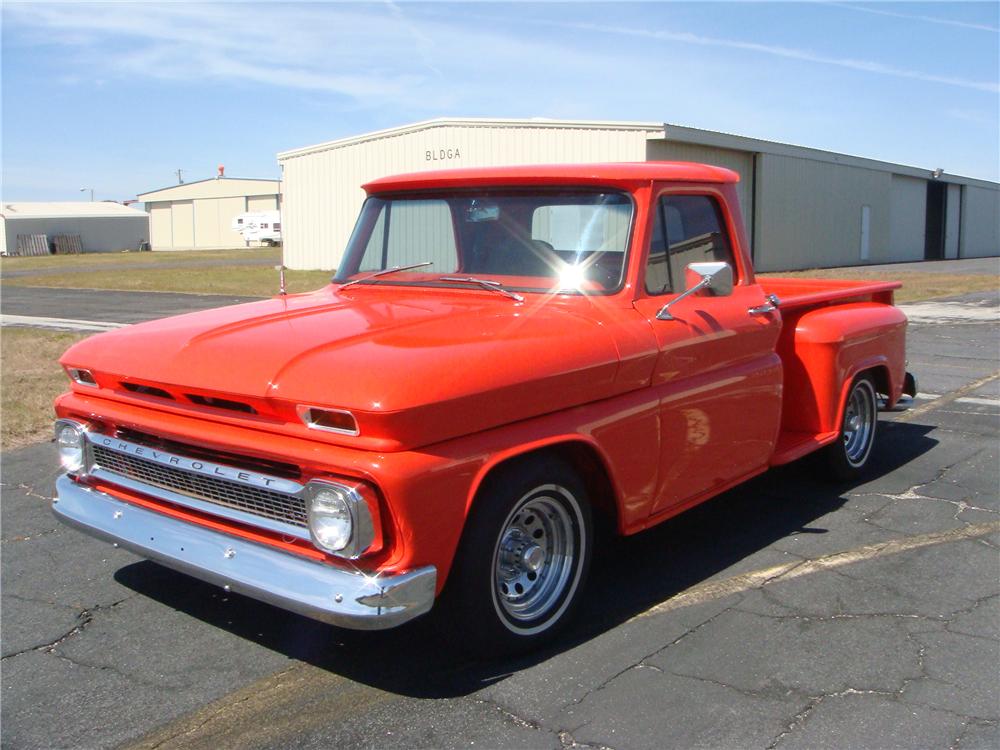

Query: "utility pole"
(176, 169), (186, 184)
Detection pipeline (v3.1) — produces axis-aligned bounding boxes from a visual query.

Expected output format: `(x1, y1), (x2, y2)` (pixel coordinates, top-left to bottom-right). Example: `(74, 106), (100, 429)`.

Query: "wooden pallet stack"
(53, 234), (83, 254)
(14, 234), (50, 256)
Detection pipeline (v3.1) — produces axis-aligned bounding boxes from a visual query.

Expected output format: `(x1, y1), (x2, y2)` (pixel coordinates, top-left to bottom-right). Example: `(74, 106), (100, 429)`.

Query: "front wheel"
(822, 374), (878, 481)
(440, 456), (593, 655)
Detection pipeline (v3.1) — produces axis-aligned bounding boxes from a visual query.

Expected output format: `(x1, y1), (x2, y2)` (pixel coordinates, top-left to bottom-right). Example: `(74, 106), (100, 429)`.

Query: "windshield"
(334, 189), (634, 294)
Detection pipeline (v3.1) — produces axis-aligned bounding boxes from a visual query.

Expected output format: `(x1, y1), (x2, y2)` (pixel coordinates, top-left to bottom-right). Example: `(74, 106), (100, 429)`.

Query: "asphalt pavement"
(0, 286), (260, 325)
(1, 289), (998, 749)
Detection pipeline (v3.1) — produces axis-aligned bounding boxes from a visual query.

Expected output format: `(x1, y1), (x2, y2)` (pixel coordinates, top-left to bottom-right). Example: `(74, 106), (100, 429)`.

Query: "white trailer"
(232, 211), (281, 245)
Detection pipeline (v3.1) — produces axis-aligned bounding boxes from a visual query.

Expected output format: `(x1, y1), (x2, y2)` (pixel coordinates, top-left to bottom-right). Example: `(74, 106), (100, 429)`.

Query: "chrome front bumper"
(52, 475), (436, 630)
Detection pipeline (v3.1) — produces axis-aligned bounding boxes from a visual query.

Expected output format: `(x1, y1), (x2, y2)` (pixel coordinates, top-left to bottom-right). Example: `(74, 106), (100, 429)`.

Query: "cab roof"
(363, 161), (739, 193)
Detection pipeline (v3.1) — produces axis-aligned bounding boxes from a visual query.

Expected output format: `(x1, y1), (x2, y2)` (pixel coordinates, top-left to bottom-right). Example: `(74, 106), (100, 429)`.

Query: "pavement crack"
(15, 481), (54, 502)
(557, 729), (615, 749)
(766, 696), (822, 749)
(470, 697), (544, 732)
(1, 593), (138, 662)
(562, 599), (743, 713)
(950, 719), (999, 750)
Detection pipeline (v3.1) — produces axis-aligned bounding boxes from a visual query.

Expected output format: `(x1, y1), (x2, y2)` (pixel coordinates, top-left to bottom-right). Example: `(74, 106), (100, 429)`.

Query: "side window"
(358, 199), (458, 272)
(644, 194), (735, 295)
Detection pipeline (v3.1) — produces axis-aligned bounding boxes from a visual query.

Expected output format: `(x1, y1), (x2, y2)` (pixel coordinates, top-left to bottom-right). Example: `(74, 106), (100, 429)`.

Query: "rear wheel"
(441, 456), (592, 655)
(823, 374), (878, 481)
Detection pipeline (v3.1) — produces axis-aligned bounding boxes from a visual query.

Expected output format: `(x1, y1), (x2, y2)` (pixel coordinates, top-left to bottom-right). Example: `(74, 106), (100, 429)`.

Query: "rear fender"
(782, 303), (906, 435)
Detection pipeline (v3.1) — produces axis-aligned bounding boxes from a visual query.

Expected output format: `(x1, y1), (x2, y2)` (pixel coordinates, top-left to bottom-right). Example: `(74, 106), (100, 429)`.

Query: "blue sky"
(2, 1), (998, 202)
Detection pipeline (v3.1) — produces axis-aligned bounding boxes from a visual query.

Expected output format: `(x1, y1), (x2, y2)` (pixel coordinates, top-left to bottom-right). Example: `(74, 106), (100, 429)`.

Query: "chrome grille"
(91, 444), (307, 528)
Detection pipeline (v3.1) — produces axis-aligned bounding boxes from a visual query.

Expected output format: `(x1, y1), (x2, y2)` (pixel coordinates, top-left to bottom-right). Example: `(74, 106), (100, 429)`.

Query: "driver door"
(633, 187), (783, 519)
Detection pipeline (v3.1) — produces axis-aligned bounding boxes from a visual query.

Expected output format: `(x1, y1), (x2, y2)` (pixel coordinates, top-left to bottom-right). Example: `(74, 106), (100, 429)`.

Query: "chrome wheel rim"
(843, 380), (876, 467)
(492, 485), (578, 626)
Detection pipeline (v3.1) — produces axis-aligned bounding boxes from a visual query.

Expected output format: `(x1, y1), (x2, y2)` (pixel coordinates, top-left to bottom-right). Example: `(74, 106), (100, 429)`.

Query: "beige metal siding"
(218, 196), (248, 247)
(247, 195), (278, 212)
(960, 185), (1000, 258)
(193, 199), (220, 248)
(889, 175), (926, 262)
(171, 201), (194, 249)
(645, 140), (754, 240)
(279, 123), (655, 270)
(139, 178), (280, 202)
(149, 203), (173, 249)
(754, 154), (891, 271)
(945, 183), (961, 259)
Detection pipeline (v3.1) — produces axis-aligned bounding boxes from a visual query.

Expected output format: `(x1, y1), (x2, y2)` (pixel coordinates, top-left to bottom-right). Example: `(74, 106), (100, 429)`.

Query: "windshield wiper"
(438, 276), (524, 302)
(339, 261), (433, 289)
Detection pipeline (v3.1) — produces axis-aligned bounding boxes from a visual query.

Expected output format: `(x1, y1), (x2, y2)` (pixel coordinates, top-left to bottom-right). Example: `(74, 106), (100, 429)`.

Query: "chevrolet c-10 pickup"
(52, 162), (916, 652)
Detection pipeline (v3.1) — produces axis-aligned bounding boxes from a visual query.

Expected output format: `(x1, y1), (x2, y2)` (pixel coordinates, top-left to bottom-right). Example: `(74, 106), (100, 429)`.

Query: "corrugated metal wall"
(889, 175), (927, 262)
(961, 186), (1000, 258)
(754, 154), (893, 271)
(171, 201), (195, 248)
(279, 124), (654, 270)
(279, 122), (998, 272)
(1, 216), (149, 253)
(147, 196), (262, 250)
(247, 195), (278, 212)
(945, 184), (961, 259)
(645, 140), (754, 240)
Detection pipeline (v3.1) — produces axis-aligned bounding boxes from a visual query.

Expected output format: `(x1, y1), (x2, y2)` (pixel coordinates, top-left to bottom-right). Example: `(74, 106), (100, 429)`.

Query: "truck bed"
(760, 276), (906, 466)
(759, 277), (901, 310)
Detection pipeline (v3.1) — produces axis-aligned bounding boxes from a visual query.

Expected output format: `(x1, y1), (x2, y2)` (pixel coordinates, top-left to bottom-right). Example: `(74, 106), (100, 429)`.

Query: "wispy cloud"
(828, 2), (1000, 33)
(541, 19), (1000, 94)
(2, 2), (627, 113)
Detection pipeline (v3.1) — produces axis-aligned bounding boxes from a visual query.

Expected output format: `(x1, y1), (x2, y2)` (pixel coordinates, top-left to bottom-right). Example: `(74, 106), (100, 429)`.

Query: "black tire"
(439, 455), (593, 656)
(822, 373), (878, 481)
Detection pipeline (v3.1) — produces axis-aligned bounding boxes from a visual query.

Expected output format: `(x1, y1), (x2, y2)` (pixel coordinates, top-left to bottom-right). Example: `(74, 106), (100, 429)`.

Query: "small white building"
(138, 177), (280, 251)
(277, 118), (1000, 272)
(0, 202), (150, 255)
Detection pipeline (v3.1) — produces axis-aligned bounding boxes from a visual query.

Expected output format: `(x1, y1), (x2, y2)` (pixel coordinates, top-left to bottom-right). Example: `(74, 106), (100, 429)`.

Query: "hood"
(62, 286), (634, 450)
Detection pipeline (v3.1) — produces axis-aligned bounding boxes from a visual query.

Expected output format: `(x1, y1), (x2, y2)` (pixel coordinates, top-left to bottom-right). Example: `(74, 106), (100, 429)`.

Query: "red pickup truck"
(53, 163), (915, 652)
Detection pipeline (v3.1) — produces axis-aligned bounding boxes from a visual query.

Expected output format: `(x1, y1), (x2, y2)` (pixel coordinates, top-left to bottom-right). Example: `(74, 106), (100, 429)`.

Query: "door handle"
(748, 294), (781, 316)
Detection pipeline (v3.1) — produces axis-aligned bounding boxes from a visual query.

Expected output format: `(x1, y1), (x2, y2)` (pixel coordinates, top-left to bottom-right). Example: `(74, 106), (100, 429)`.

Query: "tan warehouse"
(277, 118), (999, 272)
(139, 176), (280, 251)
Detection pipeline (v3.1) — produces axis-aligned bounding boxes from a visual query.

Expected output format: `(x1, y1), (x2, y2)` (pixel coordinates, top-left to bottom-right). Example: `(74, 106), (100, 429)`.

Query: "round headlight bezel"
(304, 479), (375, 559)
(54, 419), (88, 475)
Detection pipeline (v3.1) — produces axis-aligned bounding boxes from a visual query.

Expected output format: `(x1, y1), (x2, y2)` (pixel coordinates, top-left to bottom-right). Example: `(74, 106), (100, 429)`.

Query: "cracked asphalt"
(2, 290), (998, 750)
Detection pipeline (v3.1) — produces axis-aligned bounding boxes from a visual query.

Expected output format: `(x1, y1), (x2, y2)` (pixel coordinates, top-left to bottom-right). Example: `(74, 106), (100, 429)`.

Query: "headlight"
(308, 484), (353, 551)
(304, 480), (376, 558)
(54, 420), (87, 474)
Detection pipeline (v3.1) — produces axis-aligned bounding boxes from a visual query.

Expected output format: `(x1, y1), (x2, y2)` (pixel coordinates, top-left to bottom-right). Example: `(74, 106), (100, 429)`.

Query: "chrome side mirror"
(656, 262), (734, 321)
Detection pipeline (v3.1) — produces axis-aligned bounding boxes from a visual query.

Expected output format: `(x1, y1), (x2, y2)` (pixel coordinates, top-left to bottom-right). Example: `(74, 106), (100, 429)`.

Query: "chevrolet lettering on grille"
(94, 436), (303, 495)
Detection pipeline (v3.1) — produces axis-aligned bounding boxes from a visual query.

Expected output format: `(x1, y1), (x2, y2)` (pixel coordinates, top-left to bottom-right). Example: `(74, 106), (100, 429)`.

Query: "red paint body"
(56, 163), (908, 593)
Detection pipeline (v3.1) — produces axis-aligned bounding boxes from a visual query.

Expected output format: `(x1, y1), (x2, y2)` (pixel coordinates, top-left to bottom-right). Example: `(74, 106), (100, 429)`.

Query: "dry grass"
(2, 328), (89, 449)
(758, 268), (999, 303)
(2, 266), (333, 297)
(0, 247), (278, 271)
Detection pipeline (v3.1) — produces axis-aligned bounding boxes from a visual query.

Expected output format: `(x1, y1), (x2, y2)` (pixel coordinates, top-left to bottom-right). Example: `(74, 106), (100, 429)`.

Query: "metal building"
(277, 118), (999, 272)
(138, 177), (280, 251)
(0, 202), (150, 255)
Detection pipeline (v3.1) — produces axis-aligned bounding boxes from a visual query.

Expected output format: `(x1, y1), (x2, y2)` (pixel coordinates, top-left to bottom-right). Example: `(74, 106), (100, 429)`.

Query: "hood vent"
(186, 394), (256, 414)
(121, 382), (174, 400)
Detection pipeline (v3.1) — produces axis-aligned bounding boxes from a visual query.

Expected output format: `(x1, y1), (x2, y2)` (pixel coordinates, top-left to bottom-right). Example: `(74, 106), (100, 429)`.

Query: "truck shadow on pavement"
(114, 419), (936, 699)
